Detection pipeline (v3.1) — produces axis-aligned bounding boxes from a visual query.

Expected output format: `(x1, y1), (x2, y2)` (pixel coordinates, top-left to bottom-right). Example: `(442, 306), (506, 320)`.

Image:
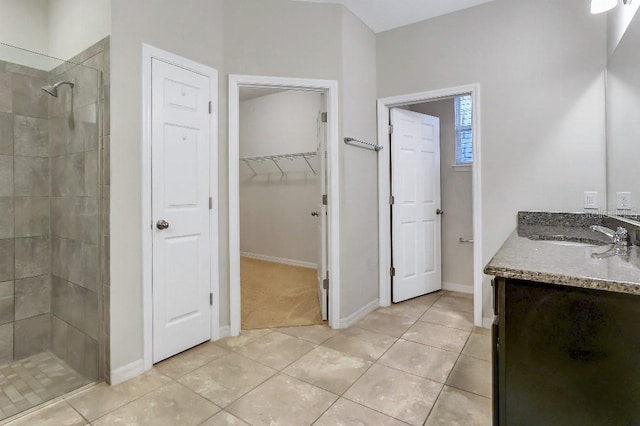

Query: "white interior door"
(317, 99), (328, 321)
(152, 58), (212, 363)
(391, 108), (441, 303)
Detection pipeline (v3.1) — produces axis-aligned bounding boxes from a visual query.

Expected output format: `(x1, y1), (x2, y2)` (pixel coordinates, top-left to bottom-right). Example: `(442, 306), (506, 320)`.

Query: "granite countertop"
(484, 212), (640, 295)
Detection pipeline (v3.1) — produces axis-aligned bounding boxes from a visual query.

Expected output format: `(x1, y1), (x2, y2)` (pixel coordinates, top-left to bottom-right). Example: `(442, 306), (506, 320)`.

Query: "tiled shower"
(0, 40), (109, 419)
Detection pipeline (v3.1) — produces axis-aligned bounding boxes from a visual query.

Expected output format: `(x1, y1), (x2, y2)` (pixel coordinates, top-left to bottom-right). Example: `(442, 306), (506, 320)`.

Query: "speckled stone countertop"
(484, 212), (640, 295)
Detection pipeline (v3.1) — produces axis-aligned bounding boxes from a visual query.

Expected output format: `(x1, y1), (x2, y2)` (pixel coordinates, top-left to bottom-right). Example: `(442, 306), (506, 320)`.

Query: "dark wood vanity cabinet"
(492, 278), (640, 426)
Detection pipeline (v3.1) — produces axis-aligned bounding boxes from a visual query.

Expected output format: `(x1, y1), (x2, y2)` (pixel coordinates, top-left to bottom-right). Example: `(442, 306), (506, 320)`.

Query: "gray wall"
(377, 0), (607, 319)
(410, 99), (473, 292)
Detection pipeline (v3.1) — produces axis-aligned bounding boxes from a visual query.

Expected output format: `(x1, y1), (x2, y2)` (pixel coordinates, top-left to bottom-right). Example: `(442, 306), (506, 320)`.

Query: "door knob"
(436, 209), (444, 215)
(311, 211), (319, 217)
(156, 220), (170, 230)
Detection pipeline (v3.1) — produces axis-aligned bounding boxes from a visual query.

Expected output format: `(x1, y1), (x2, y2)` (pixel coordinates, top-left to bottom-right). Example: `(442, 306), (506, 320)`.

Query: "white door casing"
(317, 100), (328, 320)
(151, 58), (212, 363)
(391, 108), (442, 302)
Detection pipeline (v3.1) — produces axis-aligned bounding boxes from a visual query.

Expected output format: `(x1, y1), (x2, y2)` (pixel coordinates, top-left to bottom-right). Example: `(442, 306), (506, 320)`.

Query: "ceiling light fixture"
(591, 0), (618, 14)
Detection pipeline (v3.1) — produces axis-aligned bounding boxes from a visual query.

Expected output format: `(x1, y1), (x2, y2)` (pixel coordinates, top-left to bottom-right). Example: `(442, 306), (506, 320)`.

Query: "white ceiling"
(292, 0), (496, 33)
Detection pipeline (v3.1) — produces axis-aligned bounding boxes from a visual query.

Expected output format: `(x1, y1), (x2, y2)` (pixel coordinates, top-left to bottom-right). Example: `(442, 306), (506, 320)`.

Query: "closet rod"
(344, 137), (383, 152)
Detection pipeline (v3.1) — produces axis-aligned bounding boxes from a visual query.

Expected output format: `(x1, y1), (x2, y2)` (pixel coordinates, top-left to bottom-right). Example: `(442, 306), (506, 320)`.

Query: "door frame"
(228, 74), (340, 335)
(377, 84), (483, 326)
(141, 44), (220, 371)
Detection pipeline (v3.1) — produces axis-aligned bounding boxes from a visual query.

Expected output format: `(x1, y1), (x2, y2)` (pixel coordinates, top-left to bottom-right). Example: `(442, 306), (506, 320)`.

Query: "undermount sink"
(538, 240), (598, 247)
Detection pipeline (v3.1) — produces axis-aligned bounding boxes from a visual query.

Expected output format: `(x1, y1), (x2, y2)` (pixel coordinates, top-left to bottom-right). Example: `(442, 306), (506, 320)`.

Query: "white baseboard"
(336, 299), (379, 329)
(218, 325), (230, 339)
(111, 359), (146, 386)
(482, 317), (494, 328)
(241, 252), (317, 269)
(443, 281), (473, 294)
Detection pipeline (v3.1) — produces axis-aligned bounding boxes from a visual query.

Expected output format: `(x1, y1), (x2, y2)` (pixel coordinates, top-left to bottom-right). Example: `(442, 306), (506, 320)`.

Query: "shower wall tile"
(76, 103), (99, 151)
(0, 197), (13, 239)
(0, 112), (13, 155)
(14, 197), (49, 237)
(49, 116), (82, 156)
(0, 72), (11, 113)
(66, 325), (84, 375)
(15, 236), (50, 279)
(85, 150), (98, 197)
(102, 135), (110, 185)
(14, 156), (49, 196)
(15, 275), (51, 321)
(0, 155), (13, 197)
(11, 73), (48, 119)
(0, 323), (13, 364)
(0, 281), (14, 325)
(50, 315), (67, 360)
(84, 289), (99, 340)
(14, 115), (48, 157)
(51, 153), (84, 196)
(0, 239), (14, 281)
(52, 237), (83, 285)
(51, 275), (68, 321)
(84, 336), (99, 380)
(14, 313), (50, 359)
(83, 243), (99, 292)
(81, 198), (99, 245)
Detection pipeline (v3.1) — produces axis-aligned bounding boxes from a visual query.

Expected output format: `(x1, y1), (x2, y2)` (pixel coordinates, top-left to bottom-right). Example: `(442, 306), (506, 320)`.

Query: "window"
(455, 95), (473, 165)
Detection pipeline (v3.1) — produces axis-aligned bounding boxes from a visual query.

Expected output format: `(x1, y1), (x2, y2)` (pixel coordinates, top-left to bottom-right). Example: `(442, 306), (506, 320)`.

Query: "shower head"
(41, 81), (74, 97)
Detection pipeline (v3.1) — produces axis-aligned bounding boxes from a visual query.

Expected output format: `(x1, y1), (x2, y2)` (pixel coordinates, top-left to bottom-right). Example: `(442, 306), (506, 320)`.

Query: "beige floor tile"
(403, 321), (470, 353)
(233, 331), (315, 370)
(314, 398), (407, 426)
(284, 346), (371, 394)
(425, 386), (492, 426)
(92, 382), (219, 426)
(200, 410), (250, 425)
(433, 294), (473, 313)
(214, 329), (272, 350)
(379, 339), (458, 383)
(355, 310), (416, 338)
(154, 342), (229, 379)
(226, 373), (337, 426)
(462, 333), (491, 361)
(473, 326), (491, 336)
(322, 328), (396, 362)
(65, 370), (171, 421)
(5, 401), (85, 426)
(343, 364), (442, 426)
(446, 355), (492, 398)
(378, 292), (441, 320)
(277, 324), (337, 344)
(420, 306), (474, 331)
(178, 352), (276, 408)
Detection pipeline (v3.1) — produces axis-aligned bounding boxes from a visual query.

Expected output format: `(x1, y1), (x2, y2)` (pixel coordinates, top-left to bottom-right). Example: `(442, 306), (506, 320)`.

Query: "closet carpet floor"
(240, 257), (324, 330)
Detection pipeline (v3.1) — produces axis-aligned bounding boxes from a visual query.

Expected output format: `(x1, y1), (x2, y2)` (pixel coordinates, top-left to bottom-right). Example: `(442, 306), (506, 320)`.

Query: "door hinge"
(320, 112), (328, 123)
(322, 194), (328, 206)
(208, 101), (212, 114)
(210, 293), (213, 305)
(390, 267), (396, 277)
(209, 197), (213, 210)
(390, 195), (395, 205)
(323, 271), (329, 290)
(389, 124), (394, 135)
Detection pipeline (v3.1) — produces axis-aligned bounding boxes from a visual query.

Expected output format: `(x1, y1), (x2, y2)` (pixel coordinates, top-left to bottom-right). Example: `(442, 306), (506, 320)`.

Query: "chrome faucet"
(590, 225), (630, 246)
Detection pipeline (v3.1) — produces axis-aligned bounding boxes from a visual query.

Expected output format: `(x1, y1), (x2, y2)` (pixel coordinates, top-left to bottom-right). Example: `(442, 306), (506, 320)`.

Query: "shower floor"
(0, 351), (90, 420)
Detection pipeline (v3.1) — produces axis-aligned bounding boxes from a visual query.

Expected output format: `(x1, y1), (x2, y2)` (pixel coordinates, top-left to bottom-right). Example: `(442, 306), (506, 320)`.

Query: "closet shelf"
(240, 151), (318, 175)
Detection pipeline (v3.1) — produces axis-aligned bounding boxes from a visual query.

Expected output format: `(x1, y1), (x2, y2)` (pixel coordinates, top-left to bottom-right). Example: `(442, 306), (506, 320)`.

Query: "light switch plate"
(584, 191), (599, 209)
(617, 192), (631, 209)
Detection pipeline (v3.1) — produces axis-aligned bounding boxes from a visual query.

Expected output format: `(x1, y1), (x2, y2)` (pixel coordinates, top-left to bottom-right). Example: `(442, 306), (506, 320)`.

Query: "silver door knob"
(156, 220), (170, 230)
(436, 209), (444, 215)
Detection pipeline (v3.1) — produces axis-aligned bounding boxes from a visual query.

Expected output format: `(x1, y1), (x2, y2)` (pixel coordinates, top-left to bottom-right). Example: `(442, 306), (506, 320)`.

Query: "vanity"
(485, 212), (640, 425)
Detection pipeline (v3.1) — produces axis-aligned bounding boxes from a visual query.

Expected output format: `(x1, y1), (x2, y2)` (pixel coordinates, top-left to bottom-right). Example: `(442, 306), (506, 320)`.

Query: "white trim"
(218, 326), (231, 339)
(377, 84), (484, 327)
(442, 282), (474, 294)
(141, 44), (219, 372)
(229, 74), (340, 336)
(337, 299), (379, 329)
(111, 359), (146, 386)
(240, 252), (317, 269)
(482, 317), (494, 329)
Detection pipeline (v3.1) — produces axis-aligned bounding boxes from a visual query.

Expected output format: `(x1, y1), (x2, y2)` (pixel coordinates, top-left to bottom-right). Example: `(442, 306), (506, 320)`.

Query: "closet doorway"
(228, 75), (340, 336)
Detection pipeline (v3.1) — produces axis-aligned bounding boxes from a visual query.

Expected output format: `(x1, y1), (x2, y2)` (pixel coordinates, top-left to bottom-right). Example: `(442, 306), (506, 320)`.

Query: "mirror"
(606, 10), (640, 217)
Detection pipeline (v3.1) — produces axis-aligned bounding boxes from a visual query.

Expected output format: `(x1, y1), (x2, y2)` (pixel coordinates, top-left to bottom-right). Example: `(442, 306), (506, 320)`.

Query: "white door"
(152, 58), (212, 363)
(316, 102), (328, 321)
(391, 108), (442, 303)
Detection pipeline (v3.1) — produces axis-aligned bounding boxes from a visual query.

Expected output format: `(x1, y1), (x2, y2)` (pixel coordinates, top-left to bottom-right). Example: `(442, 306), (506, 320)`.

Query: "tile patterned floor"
(0, 351), (90, 420)
(3, 290), (492, 425)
